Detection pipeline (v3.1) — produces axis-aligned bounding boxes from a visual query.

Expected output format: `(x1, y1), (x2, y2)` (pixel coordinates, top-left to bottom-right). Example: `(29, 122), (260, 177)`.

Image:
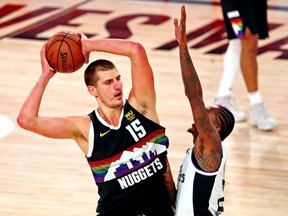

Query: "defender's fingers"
(174, 18), (178, 28)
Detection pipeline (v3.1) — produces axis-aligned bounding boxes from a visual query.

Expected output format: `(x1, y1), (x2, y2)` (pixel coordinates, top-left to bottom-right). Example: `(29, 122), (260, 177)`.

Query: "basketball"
(45, 31), (85, 73)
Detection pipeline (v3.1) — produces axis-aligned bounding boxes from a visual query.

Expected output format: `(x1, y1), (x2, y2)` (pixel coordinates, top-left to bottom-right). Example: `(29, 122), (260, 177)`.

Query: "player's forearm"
(164, 160), (176, 208)
(85, 38), (144, 58)
(179, 44), (203, 100)
(17, 74), (50, 129)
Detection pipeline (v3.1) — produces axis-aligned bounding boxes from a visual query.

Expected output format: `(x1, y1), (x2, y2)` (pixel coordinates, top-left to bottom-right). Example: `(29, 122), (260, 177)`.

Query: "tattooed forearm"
(180, 46), (203, 99)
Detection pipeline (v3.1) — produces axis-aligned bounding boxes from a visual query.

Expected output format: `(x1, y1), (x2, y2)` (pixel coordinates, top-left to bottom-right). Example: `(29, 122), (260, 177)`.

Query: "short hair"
(217, 105), (235, 141)
(84, 59), (116, 86)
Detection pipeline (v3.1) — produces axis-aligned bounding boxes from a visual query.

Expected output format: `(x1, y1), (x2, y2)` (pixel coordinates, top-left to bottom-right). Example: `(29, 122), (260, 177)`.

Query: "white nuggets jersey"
(175, 145), (227, 216)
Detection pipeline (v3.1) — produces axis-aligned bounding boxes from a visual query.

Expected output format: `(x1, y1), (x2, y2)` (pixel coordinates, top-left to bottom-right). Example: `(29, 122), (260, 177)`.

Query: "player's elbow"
(16, 114), (35, 131)
(130, 41), (146, 56)
(16, 114), (28, 129)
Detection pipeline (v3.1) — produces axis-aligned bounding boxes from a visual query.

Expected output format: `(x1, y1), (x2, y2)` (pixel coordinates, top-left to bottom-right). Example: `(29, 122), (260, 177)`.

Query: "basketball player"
(213, 0), (278, 131)
(174, 6), (235, 215)
(17, 36), (176, 215)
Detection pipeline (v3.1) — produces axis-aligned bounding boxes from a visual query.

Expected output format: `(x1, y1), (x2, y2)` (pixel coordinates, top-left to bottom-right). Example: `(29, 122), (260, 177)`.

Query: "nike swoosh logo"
(100, 130), (111, 137)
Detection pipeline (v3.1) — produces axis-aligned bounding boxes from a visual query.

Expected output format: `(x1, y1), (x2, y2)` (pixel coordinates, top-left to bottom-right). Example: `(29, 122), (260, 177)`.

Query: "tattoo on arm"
(195, 149), (221, 172)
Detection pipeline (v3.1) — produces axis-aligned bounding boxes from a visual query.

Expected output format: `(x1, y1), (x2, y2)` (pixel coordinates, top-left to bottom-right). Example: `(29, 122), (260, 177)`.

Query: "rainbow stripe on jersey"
(88, 129), (168, 184)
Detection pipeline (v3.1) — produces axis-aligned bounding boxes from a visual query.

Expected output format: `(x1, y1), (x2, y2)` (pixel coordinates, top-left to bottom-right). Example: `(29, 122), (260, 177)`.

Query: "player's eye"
(104, 80), (112, 85)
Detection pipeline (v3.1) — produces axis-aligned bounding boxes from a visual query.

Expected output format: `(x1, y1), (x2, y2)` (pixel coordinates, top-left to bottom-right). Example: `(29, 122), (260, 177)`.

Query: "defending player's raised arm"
(80, 34), (157, 120)
(175, 6), (221, 166)
(174, 7), (203, 101)
(174, 6), (211, 132)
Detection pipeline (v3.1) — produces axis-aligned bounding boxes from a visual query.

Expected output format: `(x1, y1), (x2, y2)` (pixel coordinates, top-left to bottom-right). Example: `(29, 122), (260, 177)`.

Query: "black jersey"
(86, 100), (173, 216)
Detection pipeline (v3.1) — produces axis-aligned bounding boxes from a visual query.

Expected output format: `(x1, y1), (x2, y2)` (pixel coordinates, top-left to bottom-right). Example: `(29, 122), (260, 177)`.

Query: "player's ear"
(215, 124), (221, 133)
(87, 85), (97, 96)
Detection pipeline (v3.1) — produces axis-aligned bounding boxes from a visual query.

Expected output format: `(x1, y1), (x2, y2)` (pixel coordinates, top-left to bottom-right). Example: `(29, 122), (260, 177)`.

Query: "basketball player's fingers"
(78, 32), (90, 64)
(81, 49), (90, 64)
(40, 43), (48, 67)
(180, 7), (186, 27)
(181, 5), (186, 20)
(40, 43), (56, 75)
(84, 53), (90, 64)
(79, 32), (88, 50)
(174, 18), (178, 29)
(78, 32), (87, 40)
(174, 20), (180, 42)
(40, 42), (46, 56)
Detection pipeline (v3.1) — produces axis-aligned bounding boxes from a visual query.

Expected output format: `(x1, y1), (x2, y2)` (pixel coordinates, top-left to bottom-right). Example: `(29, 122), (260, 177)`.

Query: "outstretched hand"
(174, 5), (187, 45)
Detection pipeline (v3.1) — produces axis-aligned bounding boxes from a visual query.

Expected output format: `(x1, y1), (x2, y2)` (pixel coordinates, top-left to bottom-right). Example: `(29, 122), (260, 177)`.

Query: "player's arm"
(80, 34), (157, 121)
(175, 6), (222, 171)
(17, 44), (88, 145)
(163, 159), (176, 209)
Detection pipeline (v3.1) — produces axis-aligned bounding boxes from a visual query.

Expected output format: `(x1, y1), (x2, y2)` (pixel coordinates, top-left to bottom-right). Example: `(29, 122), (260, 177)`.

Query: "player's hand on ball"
(41, 43), (56, 78)
(79, 32), (90, 64)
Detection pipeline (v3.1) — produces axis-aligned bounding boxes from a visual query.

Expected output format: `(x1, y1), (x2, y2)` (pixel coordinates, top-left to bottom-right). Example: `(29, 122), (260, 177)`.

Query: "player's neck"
(97, 105), (122, 127)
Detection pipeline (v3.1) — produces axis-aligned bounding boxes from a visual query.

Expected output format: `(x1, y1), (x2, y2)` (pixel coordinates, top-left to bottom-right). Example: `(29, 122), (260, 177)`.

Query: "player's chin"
(112, 97), (123, 109)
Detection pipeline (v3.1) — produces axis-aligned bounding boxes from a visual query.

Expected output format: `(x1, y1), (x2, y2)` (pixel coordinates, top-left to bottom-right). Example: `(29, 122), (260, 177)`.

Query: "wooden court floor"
(0, 0), (288, 215)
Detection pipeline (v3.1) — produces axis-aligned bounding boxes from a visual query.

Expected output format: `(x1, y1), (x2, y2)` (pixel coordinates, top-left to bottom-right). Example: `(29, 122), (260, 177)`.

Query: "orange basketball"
(45, 31), (85, 73)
